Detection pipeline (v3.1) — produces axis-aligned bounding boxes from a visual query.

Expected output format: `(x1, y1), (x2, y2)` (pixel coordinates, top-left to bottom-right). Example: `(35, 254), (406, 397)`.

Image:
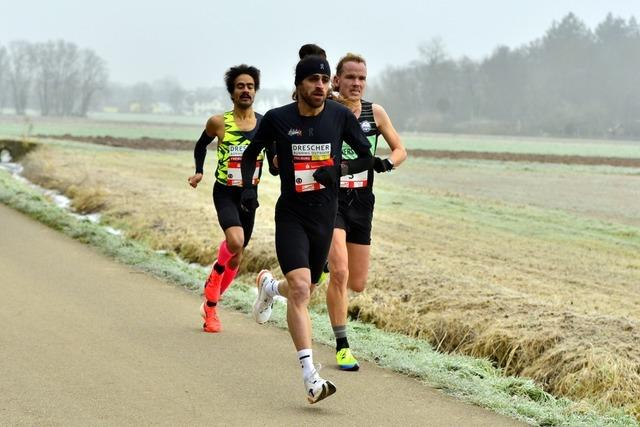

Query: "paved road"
(0, 203), (525, 426)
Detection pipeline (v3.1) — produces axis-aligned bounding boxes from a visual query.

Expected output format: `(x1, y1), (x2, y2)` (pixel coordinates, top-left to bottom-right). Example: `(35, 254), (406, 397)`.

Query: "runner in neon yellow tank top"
(188, 64), (271, 333)
(214, 111), (265, 186)
(326, 53), (408, 370)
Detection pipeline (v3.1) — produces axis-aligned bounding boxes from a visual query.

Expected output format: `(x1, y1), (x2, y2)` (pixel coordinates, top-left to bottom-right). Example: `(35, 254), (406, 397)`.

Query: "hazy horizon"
(2, 0), (638, 90)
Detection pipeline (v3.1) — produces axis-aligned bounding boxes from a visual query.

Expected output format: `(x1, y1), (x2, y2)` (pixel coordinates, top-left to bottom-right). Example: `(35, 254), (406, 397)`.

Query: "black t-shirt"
(242, 100), (371, 206)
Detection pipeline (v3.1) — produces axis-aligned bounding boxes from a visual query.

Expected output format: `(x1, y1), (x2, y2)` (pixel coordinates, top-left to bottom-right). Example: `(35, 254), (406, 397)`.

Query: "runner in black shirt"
(240, 54), (372, 404)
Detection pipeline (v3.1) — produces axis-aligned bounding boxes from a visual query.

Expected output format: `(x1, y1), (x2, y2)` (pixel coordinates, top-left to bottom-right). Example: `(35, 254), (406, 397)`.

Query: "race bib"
(292, 143), (333, 192)
(227, 161), (261, 186)
(340, 169), (368, 188)
(294, 159), (335, 192)
(227, 145), (261, 186)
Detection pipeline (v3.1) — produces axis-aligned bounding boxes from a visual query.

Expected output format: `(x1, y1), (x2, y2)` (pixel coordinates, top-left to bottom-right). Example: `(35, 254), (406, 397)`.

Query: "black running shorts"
(334, 188), (375, 245)
(274, 197), (338, 284)
(213, 181), (256, 247)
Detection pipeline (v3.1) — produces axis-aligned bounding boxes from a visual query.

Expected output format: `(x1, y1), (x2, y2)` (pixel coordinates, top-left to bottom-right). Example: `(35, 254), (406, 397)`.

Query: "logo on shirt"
(288, 128), (302, 137)
(360, 120), (371, 133)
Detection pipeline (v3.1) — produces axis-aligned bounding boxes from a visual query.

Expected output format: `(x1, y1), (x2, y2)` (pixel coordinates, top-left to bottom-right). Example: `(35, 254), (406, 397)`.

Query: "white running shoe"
(304, 364), (337, 404)
(253, 269), (274, 324)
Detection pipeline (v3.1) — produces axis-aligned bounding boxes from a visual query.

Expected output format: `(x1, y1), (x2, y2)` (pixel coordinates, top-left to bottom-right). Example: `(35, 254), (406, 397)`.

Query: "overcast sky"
(2, 0), (638, 90)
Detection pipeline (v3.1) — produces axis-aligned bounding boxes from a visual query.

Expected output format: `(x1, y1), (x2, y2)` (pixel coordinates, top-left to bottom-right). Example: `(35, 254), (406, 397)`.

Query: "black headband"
(295, 55), (331, 85)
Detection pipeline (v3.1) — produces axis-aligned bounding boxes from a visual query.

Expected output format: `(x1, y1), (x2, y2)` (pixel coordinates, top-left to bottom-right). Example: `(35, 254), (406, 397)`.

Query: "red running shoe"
(200, 301), (222, 333)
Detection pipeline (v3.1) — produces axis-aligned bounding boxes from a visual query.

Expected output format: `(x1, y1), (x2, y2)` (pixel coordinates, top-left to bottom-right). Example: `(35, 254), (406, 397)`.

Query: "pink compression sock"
(217, 240), (235, 266)
(219, 265), (239, 295)
(203, 266), (222, 302)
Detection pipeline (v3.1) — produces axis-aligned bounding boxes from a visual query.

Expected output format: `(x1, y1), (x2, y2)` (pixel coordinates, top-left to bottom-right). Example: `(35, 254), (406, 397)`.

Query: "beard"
(299, 89), (326, 108)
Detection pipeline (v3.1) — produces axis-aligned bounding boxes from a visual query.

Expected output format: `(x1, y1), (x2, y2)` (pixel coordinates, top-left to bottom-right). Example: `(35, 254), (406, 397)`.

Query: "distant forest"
(369, 13), (640, 139)
(2, 12), (639, 139)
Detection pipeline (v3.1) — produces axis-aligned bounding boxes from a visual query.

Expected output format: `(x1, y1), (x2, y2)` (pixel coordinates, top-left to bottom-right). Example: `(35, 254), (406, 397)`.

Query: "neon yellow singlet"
(214, 111), (264, 186)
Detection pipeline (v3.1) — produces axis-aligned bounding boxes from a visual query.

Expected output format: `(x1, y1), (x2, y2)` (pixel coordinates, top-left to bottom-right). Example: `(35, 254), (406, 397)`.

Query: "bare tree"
(32, 40), (81, 116)
(7, 41), (35, 115)
(57, 40), (81, 115)
(32, 41), (57, 116)
(77, 49), (108, 116)
(0, 45), (8, 112)
(418, 37), (448, 66)
(31, 40), (107, 116)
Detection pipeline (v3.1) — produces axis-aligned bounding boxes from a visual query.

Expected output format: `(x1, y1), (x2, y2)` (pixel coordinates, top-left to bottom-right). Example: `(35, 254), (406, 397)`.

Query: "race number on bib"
(292, 143), (333, 192)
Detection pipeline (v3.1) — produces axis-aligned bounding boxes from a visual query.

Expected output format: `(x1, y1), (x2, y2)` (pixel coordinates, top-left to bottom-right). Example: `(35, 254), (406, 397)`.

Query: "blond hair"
(335, 53), (367, 76)
(332, 53), (367, 106)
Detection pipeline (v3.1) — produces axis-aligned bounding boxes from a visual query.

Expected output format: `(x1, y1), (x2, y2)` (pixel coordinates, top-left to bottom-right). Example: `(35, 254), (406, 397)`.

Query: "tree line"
(0, 40), (287, 117)
(0, 40), (108, 116)
(369, 13), (640, 139)
(3, 13), (639, 140)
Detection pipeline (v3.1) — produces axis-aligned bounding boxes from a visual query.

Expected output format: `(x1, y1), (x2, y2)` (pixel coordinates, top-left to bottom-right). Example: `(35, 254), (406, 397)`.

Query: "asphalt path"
(0, 203), (525, 426)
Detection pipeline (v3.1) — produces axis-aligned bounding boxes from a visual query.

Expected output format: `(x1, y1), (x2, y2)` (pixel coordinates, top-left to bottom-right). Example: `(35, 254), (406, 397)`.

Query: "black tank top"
(340, 100), (380, 190)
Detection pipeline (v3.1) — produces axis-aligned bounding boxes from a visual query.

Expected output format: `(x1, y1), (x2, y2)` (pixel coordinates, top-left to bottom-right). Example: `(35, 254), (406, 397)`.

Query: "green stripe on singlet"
(342, 100), (380, 160)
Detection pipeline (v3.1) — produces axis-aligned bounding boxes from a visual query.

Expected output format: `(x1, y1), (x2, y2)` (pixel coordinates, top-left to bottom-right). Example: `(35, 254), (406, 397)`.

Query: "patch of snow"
(1, 149), (13, 163)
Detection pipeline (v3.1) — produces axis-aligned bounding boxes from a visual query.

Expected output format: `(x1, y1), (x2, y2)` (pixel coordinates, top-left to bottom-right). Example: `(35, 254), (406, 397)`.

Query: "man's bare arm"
(373, 103), (407, 169)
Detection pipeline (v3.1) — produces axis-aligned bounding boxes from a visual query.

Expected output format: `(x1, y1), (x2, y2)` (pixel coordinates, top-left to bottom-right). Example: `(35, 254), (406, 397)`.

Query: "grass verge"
(0, 168), (636, 427)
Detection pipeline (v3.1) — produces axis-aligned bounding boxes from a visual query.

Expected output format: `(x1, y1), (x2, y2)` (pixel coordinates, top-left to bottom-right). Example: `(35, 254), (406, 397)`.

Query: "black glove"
(268, 165), (279, 176)
(240, 188), (259, 212)
(312, 165), (338, 188)
(341, 157), (375, 176)
(373, 157), (393, 173)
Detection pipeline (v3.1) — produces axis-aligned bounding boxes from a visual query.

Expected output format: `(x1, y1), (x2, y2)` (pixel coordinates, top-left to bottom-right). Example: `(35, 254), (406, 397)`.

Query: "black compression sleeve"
(242, 112), (273, 187)
(265, 142), (279, 176)
(194, 130), (214, 174)
(241, 140), (265, 188)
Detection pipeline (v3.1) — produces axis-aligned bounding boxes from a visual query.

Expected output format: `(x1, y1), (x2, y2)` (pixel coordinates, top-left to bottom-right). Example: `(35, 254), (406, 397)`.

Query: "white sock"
(297, 349), (314, 379)
(265, 278), (281, 297)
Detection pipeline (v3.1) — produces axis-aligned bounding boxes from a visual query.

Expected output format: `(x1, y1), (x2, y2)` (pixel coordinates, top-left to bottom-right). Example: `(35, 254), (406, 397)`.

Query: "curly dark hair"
(224, 64), (260, 94)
